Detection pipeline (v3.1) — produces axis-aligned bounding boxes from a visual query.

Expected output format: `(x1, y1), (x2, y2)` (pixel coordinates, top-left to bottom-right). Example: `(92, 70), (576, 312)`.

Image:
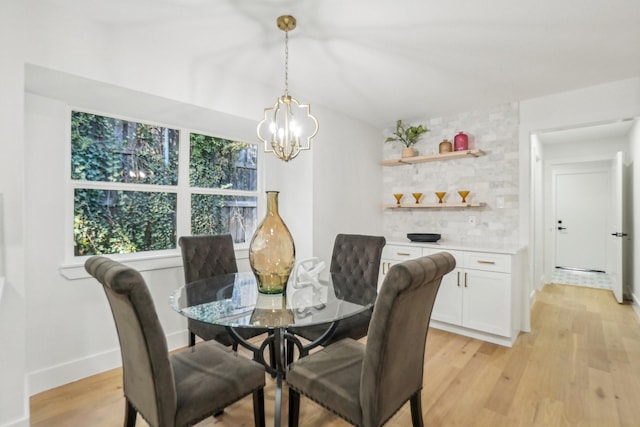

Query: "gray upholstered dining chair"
(289, 234), (386, 348)
(85, 256), (266, 427)
(287, 252), (456, 427)
(179, 234), (265, 349)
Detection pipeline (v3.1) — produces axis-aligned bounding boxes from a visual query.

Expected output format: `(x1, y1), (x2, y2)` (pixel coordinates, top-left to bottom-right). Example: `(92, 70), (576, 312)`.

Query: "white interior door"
(554, 169), (609, 271)
(606, 152), (624, 303)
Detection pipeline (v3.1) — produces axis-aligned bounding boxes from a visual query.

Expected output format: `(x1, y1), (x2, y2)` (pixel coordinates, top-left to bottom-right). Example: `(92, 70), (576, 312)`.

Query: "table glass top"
(170, 271), (376, 329)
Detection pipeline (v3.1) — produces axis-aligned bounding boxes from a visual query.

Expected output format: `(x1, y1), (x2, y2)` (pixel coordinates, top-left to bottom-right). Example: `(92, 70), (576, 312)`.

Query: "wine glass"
(412, 192), (423, 204)
(435, 191), (446, 204)
(393, 193), (403, 206)
(458, 190), (470, 203)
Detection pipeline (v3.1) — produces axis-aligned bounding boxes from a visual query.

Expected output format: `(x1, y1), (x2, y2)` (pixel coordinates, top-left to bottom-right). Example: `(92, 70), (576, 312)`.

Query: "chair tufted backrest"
(360, 252), (456, 426)
(178, 234), (238, 283)
(85, 256), (177, 427)
(329, 234), (386, 290)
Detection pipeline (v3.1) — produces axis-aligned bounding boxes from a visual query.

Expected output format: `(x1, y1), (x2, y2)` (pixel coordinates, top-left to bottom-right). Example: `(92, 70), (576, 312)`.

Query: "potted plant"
(385, 119), (429, 158)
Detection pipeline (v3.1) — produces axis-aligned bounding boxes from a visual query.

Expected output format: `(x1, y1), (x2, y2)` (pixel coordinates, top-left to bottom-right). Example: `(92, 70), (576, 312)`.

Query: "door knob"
(557, 226), (567, 230)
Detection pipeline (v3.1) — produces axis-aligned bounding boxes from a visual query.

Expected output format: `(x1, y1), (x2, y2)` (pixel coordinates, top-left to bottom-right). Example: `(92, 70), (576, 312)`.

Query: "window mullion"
(176, 128), (192, 239)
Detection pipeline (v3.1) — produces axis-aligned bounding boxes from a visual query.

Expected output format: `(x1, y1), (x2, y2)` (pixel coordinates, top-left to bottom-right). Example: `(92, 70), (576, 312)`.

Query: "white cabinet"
(381, 243), (522, 346)
(378, 244), (423, 290)
(459, 268), (511, 336)
(427, 249), (512, 337)
(423, 249), (464, 325)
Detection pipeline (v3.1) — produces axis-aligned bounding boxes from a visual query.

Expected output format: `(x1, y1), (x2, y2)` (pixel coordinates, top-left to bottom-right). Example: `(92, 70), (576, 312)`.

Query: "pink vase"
(454, 132), (468, 151)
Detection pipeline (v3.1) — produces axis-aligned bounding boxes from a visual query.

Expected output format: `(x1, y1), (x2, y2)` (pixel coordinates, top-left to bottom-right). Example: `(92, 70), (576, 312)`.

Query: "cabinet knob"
(396, 252), (411, 256)
(477, 260), (496, 265)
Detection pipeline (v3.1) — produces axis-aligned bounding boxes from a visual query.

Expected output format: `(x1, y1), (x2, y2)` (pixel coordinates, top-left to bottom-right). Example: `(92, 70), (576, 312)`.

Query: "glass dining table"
(169, 266), (377, 427)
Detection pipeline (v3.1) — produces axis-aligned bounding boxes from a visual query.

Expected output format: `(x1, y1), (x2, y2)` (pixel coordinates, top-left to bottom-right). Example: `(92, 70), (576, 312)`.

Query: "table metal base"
(227, 323), (338, 427)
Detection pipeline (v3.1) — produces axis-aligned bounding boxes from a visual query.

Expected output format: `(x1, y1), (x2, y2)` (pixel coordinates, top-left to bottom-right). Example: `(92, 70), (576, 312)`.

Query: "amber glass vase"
(249, 191), (296, 294)
(250, 293), (294, 327)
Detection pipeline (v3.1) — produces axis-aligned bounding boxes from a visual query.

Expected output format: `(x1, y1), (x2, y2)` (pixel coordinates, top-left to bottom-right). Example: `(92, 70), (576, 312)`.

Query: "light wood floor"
(31, 284), (640, 426)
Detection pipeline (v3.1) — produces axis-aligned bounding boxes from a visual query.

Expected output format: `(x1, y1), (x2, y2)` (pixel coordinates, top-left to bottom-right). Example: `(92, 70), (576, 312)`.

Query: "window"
(188, 132), (258, 244)
(71, 111), (259, 257)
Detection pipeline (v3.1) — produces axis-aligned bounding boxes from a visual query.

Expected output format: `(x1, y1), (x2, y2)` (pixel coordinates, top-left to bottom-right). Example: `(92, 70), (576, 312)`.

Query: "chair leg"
(253, 387), (266, 427)
(124, 399), (137, 427)
(286, 340), (294, 365)
(410, 390), (424, 427)
(269, 339), (277, 368)
(288, 388), (300, 427)
(232, 341), (239, 351)
(188, 331), (196, 347)
(261, 330), (276, 377)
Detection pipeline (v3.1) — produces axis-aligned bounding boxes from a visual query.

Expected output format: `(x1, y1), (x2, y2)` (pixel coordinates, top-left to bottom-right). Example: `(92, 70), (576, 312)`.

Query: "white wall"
(0, 1), (29, 426)
(631, 120), (640, 308)
(312, 107), (384, 266)
(530, 135), (544, 296)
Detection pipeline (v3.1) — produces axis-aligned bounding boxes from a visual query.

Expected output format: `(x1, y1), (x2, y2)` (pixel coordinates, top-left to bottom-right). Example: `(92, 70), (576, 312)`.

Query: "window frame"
(61, 106), (264, 277)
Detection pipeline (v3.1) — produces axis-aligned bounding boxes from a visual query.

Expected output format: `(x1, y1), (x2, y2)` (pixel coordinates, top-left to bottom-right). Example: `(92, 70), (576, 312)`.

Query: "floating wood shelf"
(380, 149), (485, 166)
(384, 202), (486, 209)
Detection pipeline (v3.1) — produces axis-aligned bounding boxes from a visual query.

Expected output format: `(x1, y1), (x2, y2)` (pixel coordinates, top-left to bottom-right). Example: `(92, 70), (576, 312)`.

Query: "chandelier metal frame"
(257, 15), (319, 162)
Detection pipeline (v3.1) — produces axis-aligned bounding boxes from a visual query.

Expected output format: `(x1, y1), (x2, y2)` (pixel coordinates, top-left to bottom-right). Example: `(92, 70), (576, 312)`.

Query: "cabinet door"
(378, 259), (400, 290)
(431, 268), (463, 325)
(462, 269), (510, 336)
(378, 245), (422, 290)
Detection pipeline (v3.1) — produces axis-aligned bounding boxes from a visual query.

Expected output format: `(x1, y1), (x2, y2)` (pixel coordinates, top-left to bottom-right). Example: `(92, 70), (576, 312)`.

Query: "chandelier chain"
(284, 30), (289, 96)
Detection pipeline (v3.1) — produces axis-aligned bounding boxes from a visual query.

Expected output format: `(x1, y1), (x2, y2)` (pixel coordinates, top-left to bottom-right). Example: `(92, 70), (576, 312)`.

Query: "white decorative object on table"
(292, 257), (326, 289)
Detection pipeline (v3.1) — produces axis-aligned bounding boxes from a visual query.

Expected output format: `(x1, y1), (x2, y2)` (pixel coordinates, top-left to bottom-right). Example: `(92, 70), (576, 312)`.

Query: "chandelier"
(257, 15), (319, 162)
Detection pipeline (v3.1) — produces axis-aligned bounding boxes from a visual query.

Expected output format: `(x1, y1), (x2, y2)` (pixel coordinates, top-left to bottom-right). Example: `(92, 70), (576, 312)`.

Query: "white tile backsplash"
(382, 102), (519, 246)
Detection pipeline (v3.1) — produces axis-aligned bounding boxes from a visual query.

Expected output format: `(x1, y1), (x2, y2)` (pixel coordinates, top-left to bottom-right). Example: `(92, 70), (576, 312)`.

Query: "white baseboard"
(632, 292), (640, 319)
(0, 388), (29, 427)
(167, 328), (189, 351)
(0, 416), (29, 427)
(28, 329), (188, 396)
(429, 320), (517, 347)
(28, 347), (122, 396)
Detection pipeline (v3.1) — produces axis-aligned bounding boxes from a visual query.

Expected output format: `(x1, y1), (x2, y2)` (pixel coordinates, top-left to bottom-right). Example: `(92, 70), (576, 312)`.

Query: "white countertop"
(386, 240), (526, 255)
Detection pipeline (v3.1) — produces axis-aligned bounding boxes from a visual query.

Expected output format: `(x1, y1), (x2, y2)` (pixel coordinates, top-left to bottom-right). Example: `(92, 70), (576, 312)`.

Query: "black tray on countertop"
(407, 233), (441, 243)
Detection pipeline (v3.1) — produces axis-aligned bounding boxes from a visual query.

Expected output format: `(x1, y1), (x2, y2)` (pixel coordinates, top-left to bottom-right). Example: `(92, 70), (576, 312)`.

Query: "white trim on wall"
(27, 329), (188, 396)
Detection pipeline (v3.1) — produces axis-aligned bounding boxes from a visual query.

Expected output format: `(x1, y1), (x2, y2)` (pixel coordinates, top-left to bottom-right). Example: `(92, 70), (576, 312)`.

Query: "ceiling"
(37, 0), (640, 128)
(537, 119), (636, 145)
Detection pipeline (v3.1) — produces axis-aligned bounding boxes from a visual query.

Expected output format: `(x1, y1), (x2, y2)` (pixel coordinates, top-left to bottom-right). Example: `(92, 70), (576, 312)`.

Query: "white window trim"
(60, 106), (264, 280)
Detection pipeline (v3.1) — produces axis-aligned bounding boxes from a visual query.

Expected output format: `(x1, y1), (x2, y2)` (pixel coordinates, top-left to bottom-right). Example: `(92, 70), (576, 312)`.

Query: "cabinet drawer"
(422, 248), (463, 265)
(464, 252), (511, 273)
(382, 245), (422, 261)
